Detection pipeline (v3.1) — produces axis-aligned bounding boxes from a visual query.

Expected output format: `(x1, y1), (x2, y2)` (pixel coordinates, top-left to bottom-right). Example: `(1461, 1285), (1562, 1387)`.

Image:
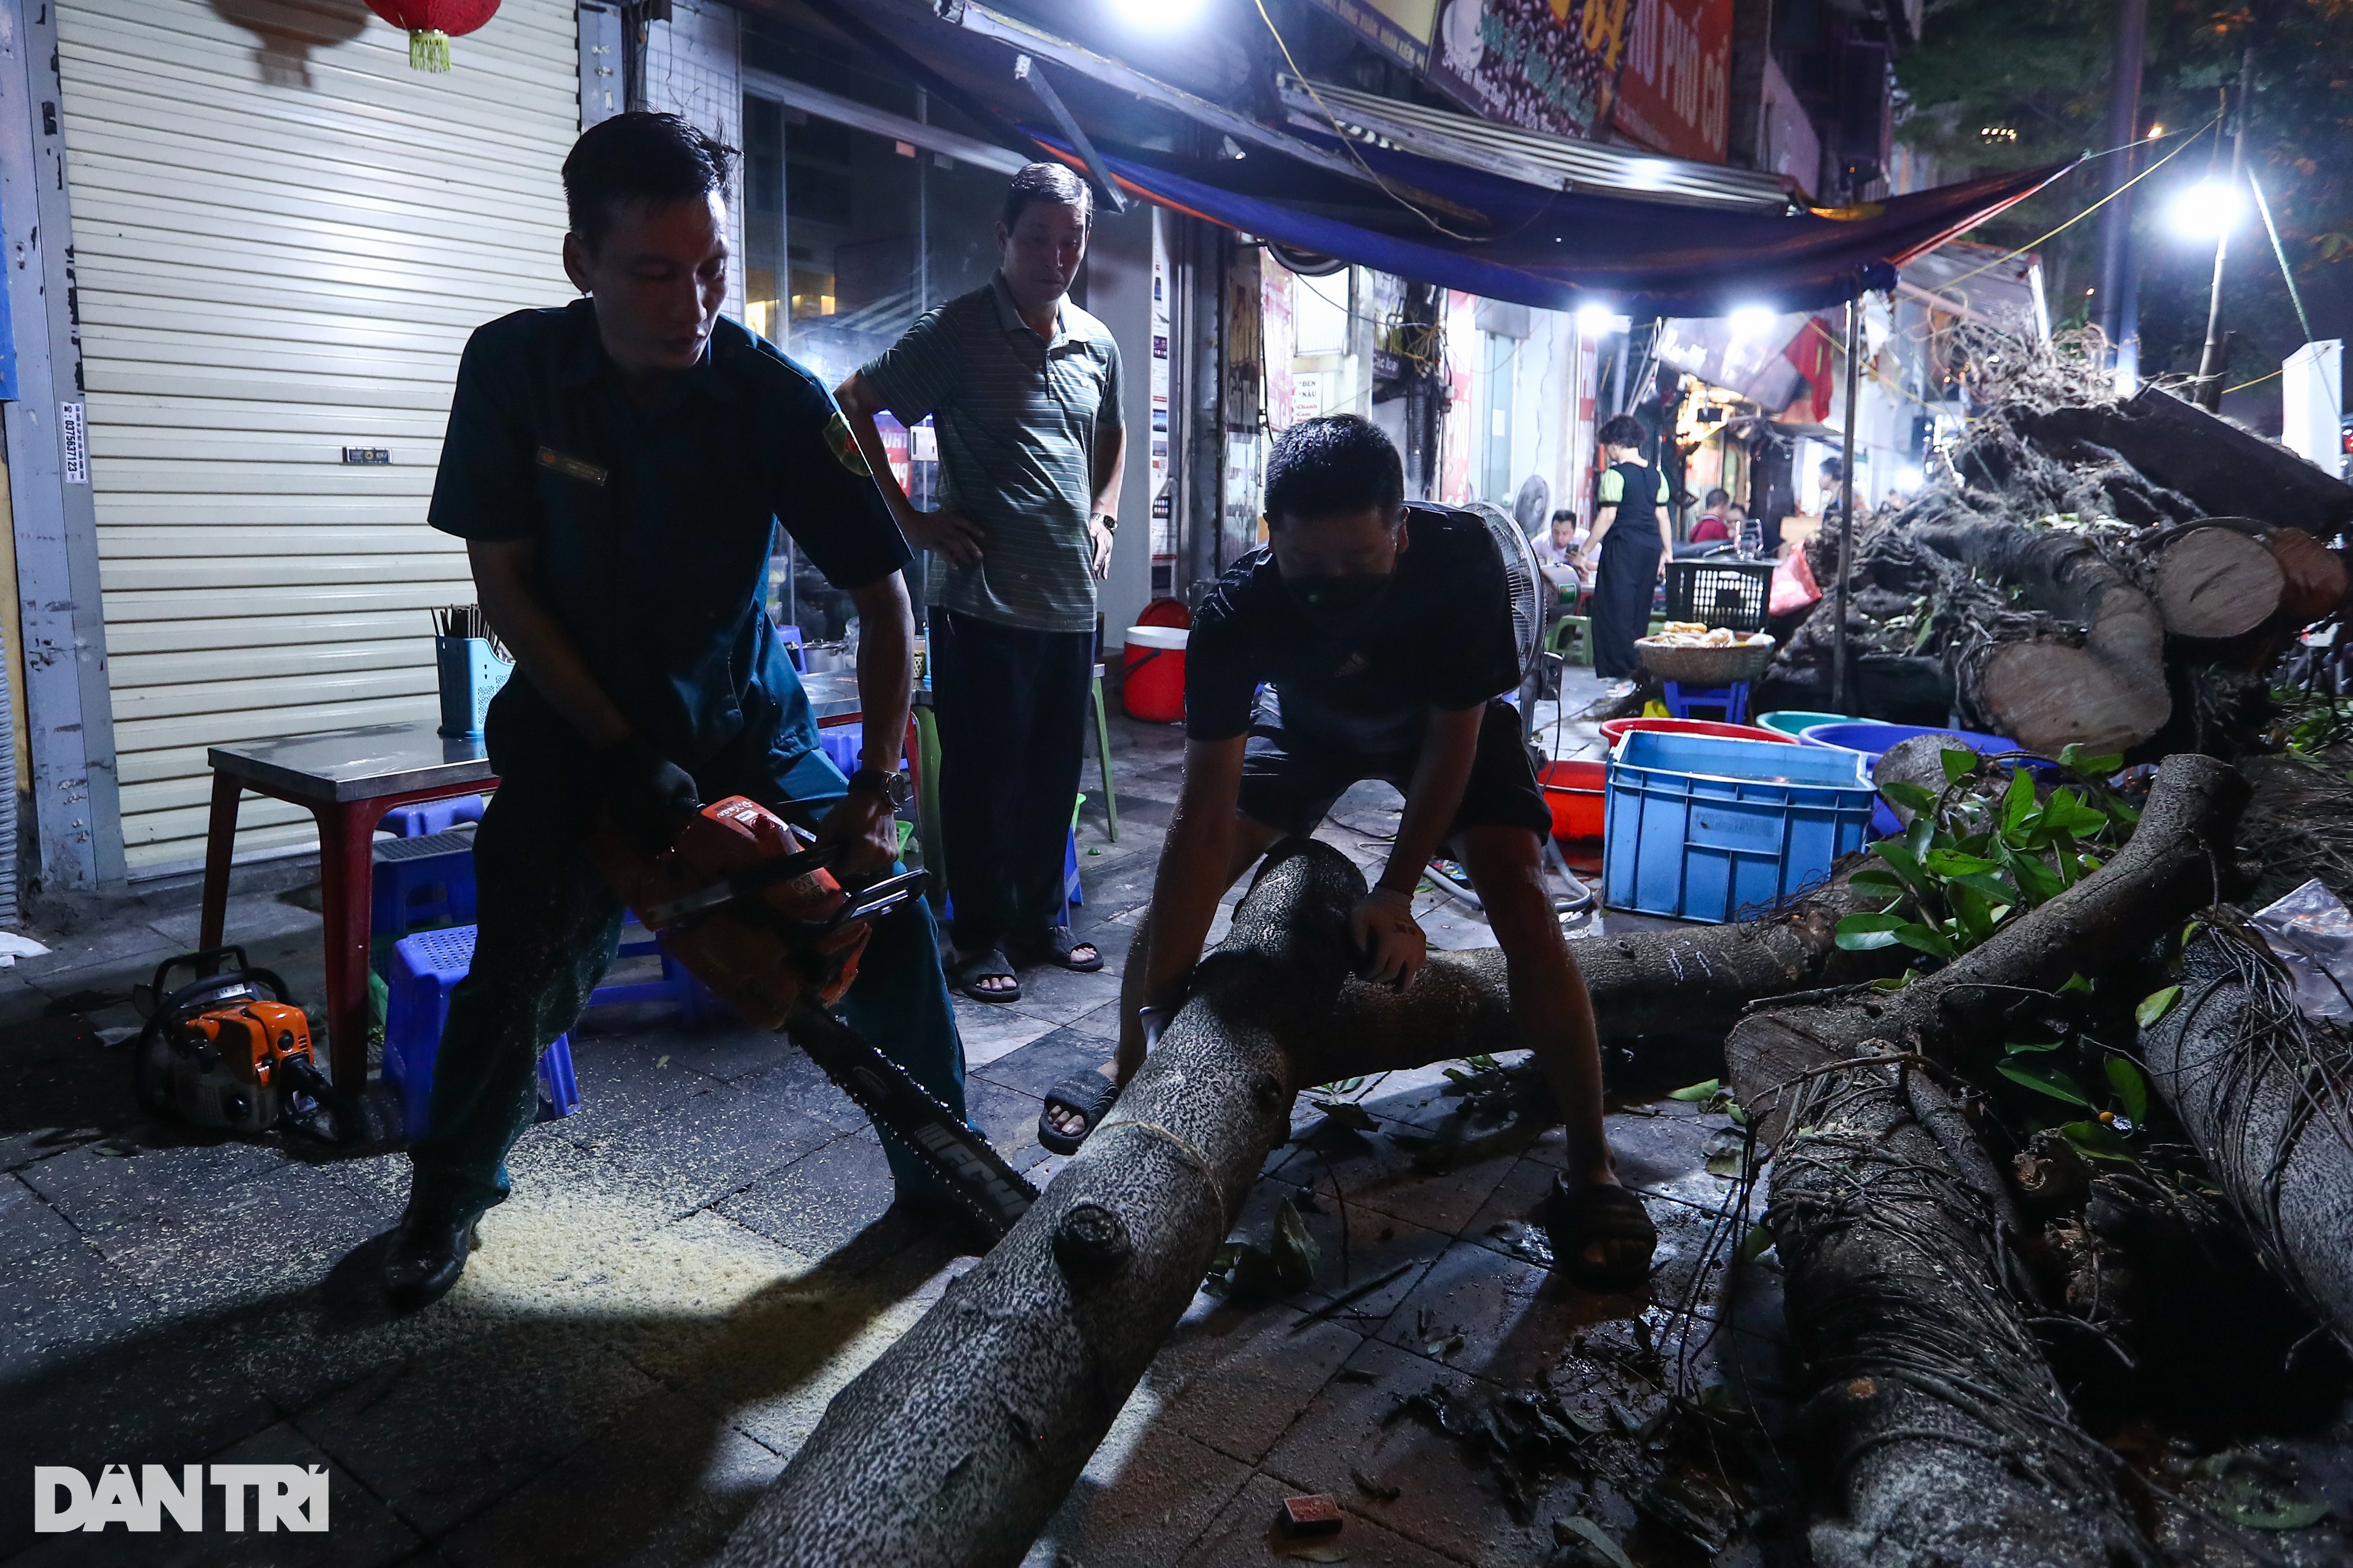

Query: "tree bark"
(2149, 525), (2283, 641)
(2140, 926), (2353, 1356)
(1908, 517), (2172, 756)
(1720, 754), (2253, 1567)
(2264, 524), (2347, 626)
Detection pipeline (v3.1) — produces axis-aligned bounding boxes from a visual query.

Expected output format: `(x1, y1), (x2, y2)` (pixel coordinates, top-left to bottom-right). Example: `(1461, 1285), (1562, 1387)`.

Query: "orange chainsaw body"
(587, 796), (868, 1029)
(164, 1001), (316, 1133)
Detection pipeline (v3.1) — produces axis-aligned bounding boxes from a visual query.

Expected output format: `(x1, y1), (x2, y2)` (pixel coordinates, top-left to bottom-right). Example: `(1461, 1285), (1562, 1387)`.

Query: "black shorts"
(1238, 698), (1554, 842)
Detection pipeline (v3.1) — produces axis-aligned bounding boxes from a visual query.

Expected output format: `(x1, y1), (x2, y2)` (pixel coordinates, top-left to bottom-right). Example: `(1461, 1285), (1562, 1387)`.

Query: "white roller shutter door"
(56, 0), (578, 875)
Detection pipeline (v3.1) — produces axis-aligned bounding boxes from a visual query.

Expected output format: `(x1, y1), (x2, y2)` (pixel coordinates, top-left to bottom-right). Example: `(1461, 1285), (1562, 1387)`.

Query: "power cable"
(1932, 117), (2221, 293)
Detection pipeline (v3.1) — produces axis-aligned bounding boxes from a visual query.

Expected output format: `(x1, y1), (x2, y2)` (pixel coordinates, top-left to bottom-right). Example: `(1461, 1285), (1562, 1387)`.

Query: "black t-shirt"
(429, 299), (909, 791)
(1184, 504), (1521, 755)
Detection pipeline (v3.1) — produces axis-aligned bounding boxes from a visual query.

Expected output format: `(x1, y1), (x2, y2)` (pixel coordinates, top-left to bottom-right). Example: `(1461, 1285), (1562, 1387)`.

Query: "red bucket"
(1598, 716), (1795, 749)
(1121, 625), (1188, 724)
(1539, 760), (1606, 842)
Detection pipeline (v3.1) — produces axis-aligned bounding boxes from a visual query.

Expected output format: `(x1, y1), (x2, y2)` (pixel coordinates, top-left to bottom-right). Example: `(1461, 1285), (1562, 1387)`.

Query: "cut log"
(1908, 517), (2171, 755)
(2140, 926), (2353, 1356)
(2018, 385), (2353, 538)
(1723, 754), (2253, 1567)
(2264, 524), (2348, 626)
(2150, 524), (2284, 641)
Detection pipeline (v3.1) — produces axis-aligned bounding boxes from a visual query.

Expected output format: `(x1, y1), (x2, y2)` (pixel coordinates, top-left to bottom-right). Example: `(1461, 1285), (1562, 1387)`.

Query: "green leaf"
(1847, 868), (1908, 899)
(1923, 848), (2000, 877)
(1835, 912), (1907, 950)
(2003, 767), (2039, 832)
(1553, 1516), (1638, 1568)
(1872, 842), (1937, 901)
(2106, 797), (2140, 828)
(2055, 743), (2124, 779)
(2060, 1119), (2138, 1163)
(2011, 852), (2067, 905)
(1892, 922), (1958, 960)
(1949, 870), (2021, 905)
(1311, 1099), (1378, 1132)
(2005, 1039), (2066, 1055)
(1998, 1060), (2094, 1107)
(2044, 787), (2110, 838)
(2136, 985), (2183, 1028)
(1872, 972), (1916, 993)
(2106, 1057), (2149, 1128)
(1881, 778), (1938, 815)
(1668, 1077), (1723, 1101)
(1737, 1222), (1776, 1262)
(1271, 1197), (1320, 1288)
(1947, 883), (1997, 944)
(2059, 973), (2094, 995)
(1905, 814), (1936, 862)
(1939, 747), (1979, 782)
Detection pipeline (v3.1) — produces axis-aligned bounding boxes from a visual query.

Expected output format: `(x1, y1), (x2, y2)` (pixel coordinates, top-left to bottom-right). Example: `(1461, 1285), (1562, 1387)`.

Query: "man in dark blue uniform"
(380, 112), (968, 1308)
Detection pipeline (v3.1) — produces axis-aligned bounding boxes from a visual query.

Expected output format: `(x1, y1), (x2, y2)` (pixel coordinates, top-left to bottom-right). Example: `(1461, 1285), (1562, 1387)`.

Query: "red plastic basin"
(1539, 760), (1606, 841)
(1597, 716), (1796, 748)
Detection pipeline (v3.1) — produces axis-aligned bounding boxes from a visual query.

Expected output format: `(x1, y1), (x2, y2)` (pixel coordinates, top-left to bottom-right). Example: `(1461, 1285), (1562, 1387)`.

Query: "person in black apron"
(1580, 413), (1674, 681)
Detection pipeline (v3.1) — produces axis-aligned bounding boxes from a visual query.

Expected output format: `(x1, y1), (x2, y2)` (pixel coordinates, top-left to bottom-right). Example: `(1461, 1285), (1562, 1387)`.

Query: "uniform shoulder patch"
(823, 411), (872, 478)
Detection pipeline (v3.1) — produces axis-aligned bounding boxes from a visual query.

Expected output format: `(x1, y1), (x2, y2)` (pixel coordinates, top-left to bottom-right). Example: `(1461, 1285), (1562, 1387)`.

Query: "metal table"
(199, 723), (497, 1090)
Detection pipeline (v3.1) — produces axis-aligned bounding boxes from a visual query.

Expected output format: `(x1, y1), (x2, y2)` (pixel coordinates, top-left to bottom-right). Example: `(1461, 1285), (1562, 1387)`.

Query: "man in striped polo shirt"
(837, 163), (1127, 1004)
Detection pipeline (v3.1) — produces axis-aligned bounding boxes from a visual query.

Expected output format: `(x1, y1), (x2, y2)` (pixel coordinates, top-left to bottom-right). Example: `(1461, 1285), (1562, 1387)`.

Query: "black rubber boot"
(382, 1202), (481, 1311)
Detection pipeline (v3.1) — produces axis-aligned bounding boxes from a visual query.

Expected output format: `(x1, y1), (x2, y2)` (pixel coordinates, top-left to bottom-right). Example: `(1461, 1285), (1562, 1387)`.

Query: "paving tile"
(585, 1072), (854, 1218)
(962, 1077), (1050, 1171)
(438, 1384), (784, 1568)
(1008, 946), (1134, 1025)
(1183, 1471), (1464, 1568)
(1157, 1308), (1365, 1466)
(715, 1131), (896, 1262)
(1027, 1409), (1252, 1568)
(1256, 1338), (1561, 1566)
(948, 998), (1059, 1069)
(95, 1164), (402, 1324)
(1375, 1239), (1632, 1387)
(0, 1016), (121, 1171)
(633, 1016), (799, 1084)
(971, 1027), (1114, 1103)
(13, 923), (183, 995)
(0, 1238), (166, 1383)
(1265, 1128), (1521, 1238)
(16, 1135), (288, 1247)
(1060, 1000), (1125, 1044)
(1221, 1173), (1453, 1330)
(147, 892), (324, 951)
(0, 1172), (80, 1266)
(291, 1336), (662, 1542)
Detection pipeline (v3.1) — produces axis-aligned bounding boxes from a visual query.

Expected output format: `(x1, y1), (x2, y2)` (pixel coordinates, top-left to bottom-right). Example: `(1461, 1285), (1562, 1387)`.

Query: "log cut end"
(2153, 525), (2285, 641)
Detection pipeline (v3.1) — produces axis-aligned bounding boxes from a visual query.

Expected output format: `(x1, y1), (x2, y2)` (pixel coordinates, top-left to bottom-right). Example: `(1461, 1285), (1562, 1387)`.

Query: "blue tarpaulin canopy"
(1048, 130), (2070, 319)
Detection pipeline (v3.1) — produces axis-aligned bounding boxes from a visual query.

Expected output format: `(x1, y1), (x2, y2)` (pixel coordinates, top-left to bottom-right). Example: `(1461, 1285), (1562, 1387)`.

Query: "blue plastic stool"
(373, 827), (478, 940)
(813, 727), (907, 777)
(1663, 680), (1752, 724)
(381, 794), (487, 839)
(585, 923), (711, 1022)
(385, 926), (580, 1139)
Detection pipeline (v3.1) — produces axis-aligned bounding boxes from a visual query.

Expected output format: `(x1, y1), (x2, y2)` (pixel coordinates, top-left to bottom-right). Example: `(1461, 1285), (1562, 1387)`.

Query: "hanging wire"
(2247, 170), (2316, 342)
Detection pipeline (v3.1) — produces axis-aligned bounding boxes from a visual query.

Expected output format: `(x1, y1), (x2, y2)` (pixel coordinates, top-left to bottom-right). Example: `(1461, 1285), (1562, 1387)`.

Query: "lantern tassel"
(409, 28), (451, 70)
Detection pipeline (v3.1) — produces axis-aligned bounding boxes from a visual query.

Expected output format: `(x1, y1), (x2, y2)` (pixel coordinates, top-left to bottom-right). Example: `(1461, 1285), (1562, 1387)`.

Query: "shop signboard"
(1426, 0), (1635, 141)
(1304, 0), (1440, 70)
(1611, 0), (1731, 164)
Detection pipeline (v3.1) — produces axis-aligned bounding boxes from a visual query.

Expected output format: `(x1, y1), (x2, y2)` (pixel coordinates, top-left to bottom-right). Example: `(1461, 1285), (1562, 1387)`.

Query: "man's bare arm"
(469, 536), (631, 750)
(1382, 704), (1483, 894)
(1141, 735), (1247, 1007)
(835, 372), (984, 567)
(847, 573), (913, 780)
(1086, 421), (1127, 580)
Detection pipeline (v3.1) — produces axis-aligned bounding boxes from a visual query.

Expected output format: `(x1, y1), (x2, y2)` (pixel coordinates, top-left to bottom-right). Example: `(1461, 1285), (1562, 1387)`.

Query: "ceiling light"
(1726, 305), (1776, 338)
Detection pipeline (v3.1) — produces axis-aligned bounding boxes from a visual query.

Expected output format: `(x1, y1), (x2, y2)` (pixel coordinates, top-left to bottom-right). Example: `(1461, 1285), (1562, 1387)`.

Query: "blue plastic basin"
(1757, 709), (1883, 739)
(1797, 722), (2034, 836)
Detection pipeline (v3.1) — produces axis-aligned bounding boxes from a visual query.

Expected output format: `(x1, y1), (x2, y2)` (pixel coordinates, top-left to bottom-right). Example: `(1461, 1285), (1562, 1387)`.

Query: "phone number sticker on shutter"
(60, 401), (88, 484)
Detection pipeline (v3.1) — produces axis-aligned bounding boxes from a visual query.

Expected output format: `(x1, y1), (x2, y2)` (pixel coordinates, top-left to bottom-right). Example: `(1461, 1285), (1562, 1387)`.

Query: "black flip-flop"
(1038, 1075), (1119, 1155)
(1544, 1176), (1657, 1292)
(1022, 926), (1104, 973)
(952, 948), (1022, 1004)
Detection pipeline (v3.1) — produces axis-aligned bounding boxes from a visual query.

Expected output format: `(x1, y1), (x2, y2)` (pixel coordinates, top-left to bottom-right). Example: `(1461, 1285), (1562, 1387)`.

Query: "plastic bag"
(2249, 877), (2353, 1025)
(1769, 547), (1821, 618)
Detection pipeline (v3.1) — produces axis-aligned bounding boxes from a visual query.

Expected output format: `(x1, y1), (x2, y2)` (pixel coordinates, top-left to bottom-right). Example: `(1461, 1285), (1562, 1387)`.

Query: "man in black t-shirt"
(1047, 416), (1654, 1290)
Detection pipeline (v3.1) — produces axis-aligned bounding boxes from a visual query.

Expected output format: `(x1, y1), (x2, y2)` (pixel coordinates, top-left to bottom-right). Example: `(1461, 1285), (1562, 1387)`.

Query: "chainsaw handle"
(152, 955), (298, 1024)
(145, 947), (251, 1009)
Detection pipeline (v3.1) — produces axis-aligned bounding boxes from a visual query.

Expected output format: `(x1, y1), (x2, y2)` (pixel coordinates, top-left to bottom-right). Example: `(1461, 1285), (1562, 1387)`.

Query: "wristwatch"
(846, 767), (911, 811)
(1093, 511), (1118, 534)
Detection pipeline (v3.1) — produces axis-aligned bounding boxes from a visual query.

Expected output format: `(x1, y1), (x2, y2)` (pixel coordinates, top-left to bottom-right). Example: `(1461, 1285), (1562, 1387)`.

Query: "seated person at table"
(1691, 488), (1731, 543)
(377, 112), (971, 1310)
(1040, 414), (1656, 1291)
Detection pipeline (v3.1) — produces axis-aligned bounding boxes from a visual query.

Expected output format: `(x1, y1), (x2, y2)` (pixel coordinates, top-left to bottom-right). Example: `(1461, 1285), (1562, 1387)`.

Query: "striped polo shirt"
(858, 274), (1124, 633)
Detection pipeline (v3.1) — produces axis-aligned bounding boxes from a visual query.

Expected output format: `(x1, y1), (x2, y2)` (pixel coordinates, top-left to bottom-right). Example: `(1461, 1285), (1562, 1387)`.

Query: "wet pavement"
(0, 673), (1783, 1566)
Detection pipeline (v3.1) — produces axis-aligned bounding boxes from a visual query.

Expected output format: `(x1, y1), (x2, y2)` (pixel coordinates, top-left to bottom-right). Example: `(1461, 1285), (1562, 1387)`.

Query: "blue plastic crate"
(1603, 731), (1875, 923)
(385, 925), (579, 1139)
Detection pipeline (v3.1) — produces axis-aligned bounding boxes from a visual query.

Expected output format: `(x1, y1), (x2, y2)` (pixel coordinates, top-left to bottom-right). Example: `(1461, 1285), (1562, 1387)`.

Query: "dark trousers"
(1590, 535), (1660, 679)
(929, 608), (1093, 956)
(406, 746), (968, 1227)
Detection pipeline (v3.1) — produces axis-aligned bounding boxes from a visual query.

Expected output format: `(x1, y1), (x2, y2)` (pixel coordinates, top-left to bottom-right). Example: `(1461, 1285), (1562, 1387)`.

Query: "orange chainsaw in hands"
(585, 796), (1037, 1242)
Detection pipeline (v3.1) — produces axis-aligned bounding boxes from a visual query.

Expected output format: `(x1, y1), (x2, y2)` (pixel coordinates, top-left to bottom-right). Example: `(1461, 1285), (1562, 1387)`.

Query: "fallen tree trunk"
(1308, 860), (1899, 1079)
(1723, 754), (2253, 1566)
(2266, 524), (2349, 626)
(1908, 517), (2171, 756)
(2149, 524), (2284, 642)
(2140, 925), (2353, 1355)
(2019, 385), (2353, 539)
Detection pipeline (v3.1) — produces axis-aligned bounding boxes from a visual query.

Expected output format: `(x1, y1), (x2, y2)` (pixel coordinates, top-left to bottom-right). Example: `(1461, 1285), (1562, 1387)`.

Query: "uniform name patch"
(536, 447), (608, 487)
(823, 412), (872, 478)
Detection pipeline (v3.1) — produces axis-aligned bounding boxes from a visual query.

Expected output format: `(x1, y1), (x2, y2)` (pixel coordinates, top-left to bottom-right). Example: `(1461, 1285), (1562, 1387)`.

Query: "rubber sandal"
(952, 948), (1022, 1004)
(1038, 1074), (1120, 1156)
(1023, 925), (1104, 973)
(1544, 1176), (1657, 1292)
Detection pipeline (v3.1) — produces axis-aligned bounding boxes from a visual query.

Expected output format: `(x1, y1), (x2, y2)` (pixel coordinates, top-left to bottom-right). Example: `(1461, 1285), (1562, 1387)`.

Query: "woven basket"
(1636, 633), (1777, 685)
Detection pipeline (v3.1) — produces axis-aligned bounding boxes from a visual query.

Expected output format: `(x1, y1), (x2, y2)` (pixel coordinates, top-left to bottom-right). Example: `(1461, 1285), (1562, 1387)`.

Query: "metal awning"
(1275, 76), (1799, 214)
(1896, 241), (2051, 340)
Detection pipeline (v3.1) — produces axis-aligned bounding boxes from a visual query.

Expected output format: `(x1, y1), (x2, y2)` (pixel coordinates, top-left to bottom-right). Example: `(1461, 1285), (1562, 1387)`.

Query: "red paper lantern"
(366, 0), (500, 72)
